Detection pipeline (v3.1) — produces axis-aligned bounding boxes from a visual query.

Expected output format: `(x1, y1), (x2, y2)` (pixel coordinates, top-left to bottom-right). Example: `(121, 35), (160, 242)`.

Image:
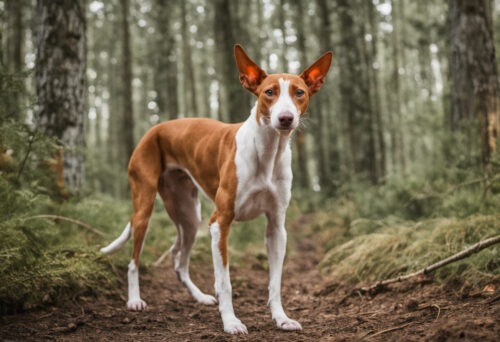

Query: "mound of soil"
(1, 216), (498, 341)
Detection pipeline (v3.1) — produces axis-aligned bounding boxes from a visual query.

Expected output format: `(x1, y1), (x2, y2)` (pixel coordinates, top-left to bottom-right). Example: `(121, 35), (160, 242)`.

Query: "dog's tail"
(100, 222), (132, 254)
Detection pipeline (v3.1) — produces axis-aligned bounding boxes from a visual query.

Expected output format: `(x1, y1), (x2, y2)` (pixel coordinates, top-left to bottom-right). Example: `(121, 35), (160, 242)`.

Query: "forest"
(1, 0), (499, 340)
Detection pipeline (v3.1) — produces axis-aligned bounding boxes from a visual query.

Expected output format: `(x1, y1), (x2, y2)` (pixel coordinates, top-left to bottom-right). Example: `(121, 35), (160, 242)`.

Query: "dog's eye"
(296, 89), (305, 97)
(265, 89), (273, 96)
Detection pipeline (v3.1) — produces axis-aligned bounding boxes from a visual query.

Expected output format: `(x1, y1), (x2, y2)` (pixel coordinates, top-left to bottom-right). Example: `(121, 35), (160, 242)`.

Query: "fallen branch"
(153, 249), (171, 267)
(360, 234), (500, 293)
(25, 215), (106, 237)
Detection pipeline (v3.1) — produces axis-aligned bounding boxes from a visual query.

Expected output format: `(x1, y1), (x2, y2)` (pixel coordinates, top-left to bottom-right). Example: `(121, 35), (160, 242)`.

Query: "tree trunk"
(449, 0), (500, 164)
(315, 0), (334, 191)
(359, 4), (378, 185)
(4, 0), (24, 120)
(106, 14), (122, 196)
(153, 0), (178, 121)
(181, 0), (198, 116)
(278, 0), (288, 72)
(214, 0), (248, 123)
(390, 0), (407, 173)
(4, 0), (24, 72)
(336, 0), (359, 173)
(120, 0), (134, 167)
(35, 0), (86, 191)
(254, 0), (264, 65)
(291, 0), (310, 189)
(367, 0), (386, 181)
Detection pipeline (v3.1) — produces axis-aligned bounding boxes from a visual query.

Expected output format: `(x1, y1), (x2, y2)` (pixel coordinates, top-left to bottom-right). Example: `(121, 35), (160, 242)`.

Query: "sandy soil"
(1, 216), (499, 341)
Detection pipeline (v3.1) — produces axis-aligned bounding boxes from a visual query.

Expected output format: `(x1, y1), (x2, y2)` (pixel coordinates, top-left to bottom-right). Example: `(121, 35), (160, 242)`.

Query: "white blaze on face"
(269, 78), (300, 130)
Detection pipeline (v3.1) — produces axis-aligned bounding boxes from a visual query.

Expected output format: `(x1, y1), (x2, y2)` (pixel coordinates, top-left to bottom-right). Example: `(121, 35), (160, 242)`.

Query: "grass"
(316, 170), (500, 287)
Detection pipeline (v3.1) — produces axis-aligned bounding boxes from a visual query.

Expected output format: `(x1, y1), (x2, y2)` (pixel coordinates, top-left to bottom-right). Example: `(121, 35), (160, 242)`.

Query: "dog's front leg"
(265, 212), (302, 331)
(210, 218), (248, 335)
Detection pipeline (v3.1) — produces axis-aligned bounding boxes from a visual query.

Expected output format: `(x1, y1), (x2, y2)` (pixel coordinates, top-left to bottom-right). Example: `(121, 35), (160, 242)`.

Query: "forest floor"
(1, 215), (499, 341)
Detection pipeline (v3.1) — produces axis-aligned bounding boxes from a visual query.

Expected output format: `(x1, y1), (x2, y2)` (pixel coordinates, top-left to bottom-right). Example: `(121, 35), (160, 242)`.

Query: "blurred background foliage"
(0, 0), (499, 312)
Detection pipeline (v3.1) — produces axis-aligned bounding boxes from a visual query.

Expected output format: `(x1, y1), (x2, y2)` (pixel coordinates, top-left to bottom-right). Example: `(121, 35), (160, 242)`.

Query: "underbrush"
(319, 215), (499, 286)
(315, 165), (500, 288)
(0, 120), (175, 312)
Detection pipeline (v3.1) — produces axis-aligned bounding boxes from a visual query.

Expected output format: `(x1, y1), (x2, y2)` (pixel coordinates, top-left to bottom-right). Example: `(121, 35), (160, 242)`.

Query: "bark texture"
(449, 0), (500, 164)
(180, 0), (198, 116)
(153, 0), (178, 120)
(4, 0), (24, 120)
(390, 0), (406, 173)
(367, 0), (386, 182)
(35, 0), (86, 191)
(315, 0), (333, 192)
(120, 0), (135, 166)
(5, 0), (24, 72)
(292, 0), (310, 189)
(214, 0), (249, 123)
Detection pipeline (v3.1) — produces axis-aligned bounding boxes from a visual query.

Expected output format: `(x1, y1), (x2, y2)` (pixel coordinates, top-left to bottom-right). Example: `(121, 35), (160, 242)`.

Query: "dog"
(100, 44), (332, 334)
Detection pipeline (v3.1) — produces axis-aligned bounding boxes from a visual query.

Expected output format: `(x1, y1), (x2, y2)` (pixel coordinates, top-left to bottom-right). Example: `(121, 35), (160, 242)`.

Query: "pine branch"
(26, 215), (106, 237)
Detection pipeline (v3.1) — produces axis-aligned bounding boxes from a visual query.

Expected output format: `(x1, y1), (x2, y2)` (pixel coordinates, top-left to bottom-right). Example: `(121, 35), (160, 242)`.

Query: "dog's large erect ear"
(300, 51), (333, 95)
(234, 44), (267, 95)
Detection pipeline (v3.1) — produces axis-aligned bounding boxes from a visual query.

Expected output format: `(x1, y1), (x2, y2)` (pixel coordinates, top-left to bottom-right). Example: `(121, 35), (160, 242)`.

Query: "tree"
(153, 0), (179, 121)
(315, 0), (334, 192)
(278, 0), (288, 73)
(4, 0), (24, 120)
(336, 0), (378, 183)
(213, 0), (250, 123)
(389, 0), (407, 173)
(120, 0), (134, 167)
(180, 0), (198, 116)
(367, 0), (386, 181)
(290, 0), (310, 189)
(35, 0), (86, 191)
(449, 0), (500, 164)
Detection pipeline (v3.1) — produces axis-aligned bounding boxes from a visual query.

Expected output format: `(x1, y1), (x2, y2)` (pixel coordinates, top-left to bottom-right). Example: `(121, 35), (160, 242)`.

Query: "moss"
(320, 215), (500, 286)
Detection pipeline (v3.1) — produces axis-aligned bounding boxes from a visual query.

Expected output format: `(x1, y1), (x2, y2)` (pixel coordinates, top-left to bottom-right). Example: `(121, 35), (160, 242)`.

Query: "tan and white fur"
(100, 45), (332, 334)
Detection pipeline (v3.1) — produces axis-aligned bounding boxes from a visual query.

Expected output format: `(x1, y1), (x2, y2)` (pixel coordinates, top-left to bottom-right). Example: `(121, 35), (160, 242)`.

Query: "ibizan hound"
(100, 44), (332, 334)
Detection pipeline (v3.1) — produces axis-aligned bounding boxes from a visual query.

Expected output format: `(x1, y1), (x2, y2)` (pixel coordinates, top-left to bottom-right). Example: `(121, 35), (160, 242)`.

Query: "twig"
(25, 215), (106, 237)
(17, 130), (36, 181)
(361, 322), (411, 340)
(485, 293), (500, 304)
(154, 249), (171, 267)
(432, 304), (441, 321)
(417, 303), (447, 320)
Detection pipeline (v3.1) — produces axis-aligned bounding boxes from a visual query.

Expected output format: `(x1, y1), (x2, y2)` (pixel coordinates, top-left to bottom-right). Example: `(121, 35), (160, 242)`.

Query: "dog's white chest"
(234, 176), (279, 221)
(233, 113), (292, 222)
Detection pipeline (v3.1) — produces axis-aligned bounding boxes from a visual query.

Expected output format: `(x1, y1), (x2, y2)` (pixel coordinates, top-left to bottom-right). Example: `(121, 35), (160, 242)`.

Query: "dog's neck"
(242, 102), (291, 173)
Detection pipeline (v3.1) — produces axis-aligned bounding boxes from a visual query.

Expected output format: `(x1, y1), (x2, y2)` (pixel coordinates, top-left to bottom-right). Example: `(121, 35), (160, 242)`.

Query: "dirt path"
(1, 215), (499, 341)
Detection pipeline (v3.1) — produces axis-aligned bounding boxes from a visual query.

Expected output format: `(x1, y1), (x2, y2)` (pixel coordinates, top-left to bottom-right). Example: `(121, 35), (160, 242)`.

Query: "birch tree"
(35, 0), (86, 191)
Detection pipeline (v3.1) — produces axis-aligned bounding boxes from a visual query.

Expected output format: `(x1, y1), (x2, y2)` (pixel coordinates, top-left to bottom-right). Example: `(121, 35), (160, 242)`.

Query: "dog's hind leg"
(159, 168), (217, 305)
(126, 154), (161, 311)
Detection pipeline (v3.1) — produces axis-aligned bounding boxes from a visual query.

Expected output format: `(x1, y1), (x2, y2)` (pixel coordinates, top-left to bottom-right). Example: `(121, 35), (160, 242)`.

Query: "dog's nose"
(278, 112), (294, 128)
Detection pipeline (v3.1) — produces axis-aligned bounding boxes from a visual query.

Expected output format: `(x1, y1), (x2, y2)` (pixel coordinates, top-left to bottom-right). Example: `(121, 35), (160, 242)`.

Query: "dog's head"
(234, 44), (332, 133)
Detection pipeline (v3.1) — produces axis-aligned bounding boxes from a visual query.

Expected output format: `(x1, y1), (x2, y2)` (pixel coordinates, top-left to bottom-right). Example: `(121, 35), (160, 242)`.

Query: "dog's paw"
(276, 317), (302, 331)
(223, 318), (248, 335)
(127, 298), (147, 311)
(195, 293), (217, 306)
